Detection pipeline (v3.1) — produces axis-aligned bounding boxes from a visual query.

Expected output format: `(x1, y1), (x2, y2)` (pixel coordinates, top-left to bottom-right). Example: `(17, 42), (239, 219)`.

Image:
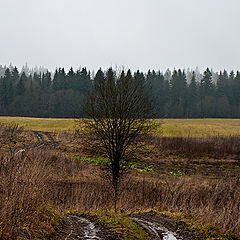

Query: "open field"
(160, 118), (240, 137)
(0, 116), (76, 132)
(0, 119), (240, 239)
(1, 116), (240, 137)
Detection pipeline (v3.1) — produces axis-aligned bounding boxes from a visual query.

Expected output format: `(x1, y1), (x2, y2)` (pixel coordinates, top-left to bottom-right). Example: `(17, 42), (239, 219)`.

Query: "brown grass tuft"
(0, 150), (63, 239)
(47, 171), (240, 238)
(149, 135), (240, 158)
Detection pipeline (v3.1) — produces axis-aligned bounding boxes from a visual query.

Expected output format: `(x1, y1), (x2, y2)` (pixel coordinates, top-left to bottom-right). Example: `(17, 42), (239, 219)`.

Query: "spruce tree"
(16, 72), (27, 95)
(201, 68), (214, 97)
(188, 72), (199, 117)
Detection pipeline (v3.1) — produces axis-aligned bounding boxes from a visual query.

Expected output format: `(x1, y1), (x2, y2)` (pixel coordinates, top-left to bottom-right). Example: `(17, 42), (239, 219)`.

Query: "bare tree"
(82, 68), (154, 210)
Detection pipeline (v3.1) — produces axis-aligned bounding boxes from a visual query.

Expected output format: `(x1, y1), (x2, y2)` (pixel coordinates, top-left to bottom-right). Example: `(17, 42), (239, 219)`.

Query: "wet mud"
(50, 214), (119, 240)
(129, 211), (201, 240)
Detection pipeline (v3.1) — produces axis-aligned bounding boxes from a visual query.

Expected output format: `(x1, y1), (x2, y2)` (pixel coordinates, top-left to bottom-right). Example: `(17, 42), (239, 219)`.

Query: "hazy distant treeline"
(0, 65), (240, 118)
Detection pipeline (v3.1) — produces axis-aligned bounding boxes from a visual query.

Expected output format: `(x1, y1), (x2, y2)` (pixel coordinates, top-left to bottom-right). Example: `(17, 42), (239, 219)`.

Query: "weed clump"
(0, 151), (62, 239)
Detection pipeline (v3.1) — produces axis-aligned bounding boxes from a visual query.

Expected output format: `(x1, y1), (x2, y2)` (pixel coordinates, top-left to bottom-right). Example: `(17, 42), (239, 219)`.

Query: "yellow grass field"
(0, 116), (240, 137)
(159, 118), (240, 137)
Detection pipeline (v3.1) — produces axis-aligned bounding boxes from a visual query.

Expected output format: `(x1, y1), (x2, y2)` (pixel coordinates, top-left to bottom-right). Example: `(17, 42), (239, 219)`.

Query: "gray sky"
(0, 0), (239, 72)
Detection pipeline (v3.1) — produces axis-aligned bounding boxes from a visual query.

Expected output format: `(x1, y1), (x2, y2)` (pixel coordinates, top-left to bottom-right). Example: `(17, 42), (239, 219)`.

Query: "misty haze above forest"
(1, 0), (239, 72)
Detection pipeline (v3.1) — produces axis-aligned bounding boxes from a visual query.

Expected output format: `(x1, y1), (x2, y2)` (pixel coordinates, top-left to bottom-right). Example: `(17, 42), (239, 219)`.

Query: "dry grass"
(0, 120), (239, 239)
(1, 116), (240, 137)
(160, 118), (240, 137)
(47, 172), (240, 239)
(149, 135), (240, 158)
(44, 131), (240, 238)
(0, 117), (76, 132)
(0, 123), (35, 151)
(119, 174), (240, 236)
(1, 147), (239, 239)
(0, 150), (73, 239)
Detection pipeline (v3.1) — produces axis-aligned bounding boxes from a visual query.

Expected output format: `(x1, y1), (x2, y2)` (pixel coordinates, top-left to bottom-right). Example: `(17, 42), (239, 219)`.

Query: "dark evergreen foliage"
(0, 65), (240, 118)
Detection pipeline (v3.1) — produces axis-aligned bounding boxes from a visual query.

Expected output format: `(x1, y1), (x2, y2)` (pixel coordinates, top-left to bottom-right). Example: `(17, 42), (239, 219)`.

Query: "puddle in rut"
(71, 215), (101, 239)
(130, 217), (180, 240)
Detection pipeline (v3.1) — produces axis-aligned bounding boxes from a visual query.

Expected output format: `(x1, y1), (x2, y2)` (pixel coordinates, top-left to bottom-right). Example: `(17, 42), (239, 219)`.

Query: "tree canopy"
(0, 65), (240, 118)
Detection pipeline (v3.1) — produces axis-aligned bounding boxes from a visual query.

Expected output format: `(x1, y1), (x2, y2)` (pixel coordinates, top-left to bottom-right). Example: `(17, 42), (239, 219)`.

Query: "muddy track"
(33, 131), (58, 148)
(129, 212), (201, 240)
(12, 131), (58, 154)
(129, 217), (179, 240)
(50, 214), (119, 240)
(51, 212), (200, 240)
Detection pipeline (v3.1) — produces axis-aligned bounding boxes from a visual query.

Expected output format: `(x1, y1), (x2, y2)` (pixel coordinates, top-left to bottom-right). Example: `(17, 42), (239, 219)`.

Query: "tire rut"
(129, 212), (201, 240)
(129, 217), (179, 240)
(13, 131), (58, 154)
(51, 212), (199, 240)
(32, 131), (58, 149)
(50, 215), (118, 240)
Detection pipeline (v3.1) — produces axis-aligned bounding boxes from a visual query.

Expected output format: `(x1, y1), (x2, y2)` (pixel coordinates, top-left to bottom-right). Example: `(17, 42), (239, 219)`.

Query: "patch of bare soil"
(129, 211), (202, 240)
(50, 214), (120, 240)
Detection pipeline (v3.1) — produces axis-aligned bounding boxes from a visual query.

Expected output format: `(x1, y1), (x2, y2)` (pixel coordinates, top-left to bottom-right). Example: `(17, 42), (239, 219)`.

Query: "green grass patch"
(41, 204), (62, 240)
(165, 170), (184, 177)
(74, 155), (108, 165)
(74, 155), (158, 174)
(95, 212), (149, 240)
(137, 165), (156, 174)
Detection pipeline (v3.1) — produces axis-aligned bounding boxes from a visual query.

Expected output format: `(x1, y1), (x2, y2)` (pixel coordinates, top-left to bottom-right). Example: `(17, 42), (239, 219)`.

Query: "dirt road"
(129, 211), (200, 240)
(51, 212), (200, 240)
(50, 214), (119, 240)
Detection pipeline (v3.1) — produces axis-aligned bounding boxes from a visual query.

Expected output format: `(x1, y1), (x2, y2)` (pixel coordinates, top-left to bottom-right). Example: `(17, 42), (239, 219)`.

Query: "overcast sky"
(0, 0), (239, 72)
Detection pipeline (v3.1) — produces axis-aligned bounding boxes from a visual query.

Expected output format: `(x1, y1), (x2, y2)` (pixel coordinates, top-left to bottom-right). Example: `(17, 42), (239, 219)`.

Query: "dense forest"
(0, 64), (240, 118)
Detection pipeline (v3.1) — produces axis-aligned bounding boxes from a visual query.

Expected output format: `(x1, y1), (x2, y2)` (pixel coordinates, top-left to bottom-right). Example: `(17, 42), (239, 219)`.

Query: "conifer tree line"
(0, 64), (240, 118)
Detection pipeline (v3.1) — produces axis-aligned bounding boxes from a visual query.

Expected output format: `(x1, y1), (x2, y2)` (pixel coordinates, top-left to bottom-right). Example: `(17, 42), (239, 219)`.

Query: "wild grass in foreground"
(0, 121), (240, 239)
(46, 156), (240, 239)
(0, 148), (239, 239)
(0, 151), (62, 239)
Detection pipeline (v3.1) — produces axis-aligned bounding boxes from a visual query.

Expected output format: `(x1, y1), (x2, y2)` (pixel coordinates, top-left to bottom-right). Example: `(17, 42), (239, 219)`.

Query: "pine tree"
(201, 68), (214, 97)
(66, 67), (75, 89)
(188, 72), (199, 117)
(52, 68), (66, 91)
(169, 69), (187, 117)
(16, 72), (27, 95)
(12, 67), (19, 86)
(52, 69), (59, 91)
(217, 71), (225, 97)
(41, 71), (52, 91)
(200, 68), (215, 117)
(94, 68), (105, 86)
(5, 68), (13, 106)
(76, 67), (92, 93)
(0, 68), (14, 110)
(146, 70), (166, 117)
(0, 75), (7, 109)
(233, 71), (240, 116)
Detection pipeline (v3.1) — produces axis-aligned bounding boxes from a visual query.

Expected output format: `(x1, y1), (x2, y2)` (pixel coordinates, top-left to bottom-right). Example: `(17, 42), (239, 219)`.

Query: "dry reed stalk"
(0, 150), (67, 239)
(47, 171), (240, 237)
(149, 135), (240, 157)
